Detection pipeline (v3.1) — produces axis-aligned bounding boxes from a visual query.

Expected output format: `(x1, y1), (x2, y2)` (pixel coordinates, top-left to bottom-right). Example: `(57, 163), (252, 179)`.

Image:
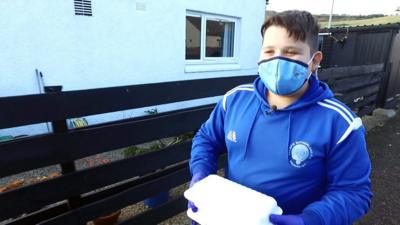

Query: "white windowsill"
(185, 63), (241, 73)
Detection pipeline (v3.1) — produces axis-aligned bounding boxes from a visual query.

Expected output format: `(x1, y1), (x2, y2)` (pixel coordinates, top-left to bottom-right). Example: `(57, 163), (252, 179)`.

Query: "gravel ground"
(354, 112), (400, 225)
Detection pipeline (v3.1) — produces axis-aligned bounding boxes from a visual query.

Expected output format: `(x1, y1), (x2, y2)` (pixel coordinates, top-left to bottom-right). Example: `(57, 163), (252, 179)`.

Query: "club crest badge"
(289, 141), (313, 168)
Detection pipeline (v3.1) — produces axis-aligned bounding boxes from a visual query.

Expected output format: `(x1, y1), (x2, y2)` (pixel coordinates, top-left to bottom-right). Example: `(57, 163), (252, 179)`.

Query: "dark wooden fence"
(0, 62), (387, 225)
(320, 23), (400, 108)
(320, 24), (399, 68)
(0, 76), (254, 225)
(319, 63), (386, 115)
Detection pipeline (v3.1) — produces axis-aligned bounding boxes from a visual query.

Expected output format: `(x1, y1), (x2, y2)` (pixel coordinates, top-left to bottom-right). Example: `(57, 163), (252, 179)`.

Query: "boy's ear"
(312, 51), (323, 72)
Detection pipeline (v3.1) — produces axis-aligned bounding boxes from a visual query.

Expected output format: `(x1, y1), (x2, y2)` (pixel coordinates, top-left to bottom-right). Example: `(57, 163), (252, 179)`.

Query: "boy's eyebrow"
(283, 46), (303, 51)
(261, 46), (274, 50)
(261, 46), (303, 51)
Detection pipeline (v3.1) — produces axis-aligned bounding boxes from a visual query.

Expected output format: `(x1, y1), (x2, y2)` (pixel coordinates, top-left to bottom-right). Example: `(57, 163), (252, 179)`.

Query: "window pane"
(186, 16), (202, 60)
(206, 20), (235, 57)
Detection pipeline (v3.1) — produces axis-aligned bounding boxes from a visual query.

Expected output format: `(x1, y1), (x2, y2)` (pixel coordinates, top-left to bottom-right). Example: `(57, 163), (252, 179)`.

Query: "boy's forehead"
(262, 25), (309, 50)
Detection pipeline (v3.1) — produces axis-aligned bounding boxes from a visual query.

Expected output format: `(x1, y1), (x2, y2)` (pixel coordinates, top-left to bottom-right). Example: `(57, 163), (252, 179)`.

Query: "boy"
(188, 10), (372, 225)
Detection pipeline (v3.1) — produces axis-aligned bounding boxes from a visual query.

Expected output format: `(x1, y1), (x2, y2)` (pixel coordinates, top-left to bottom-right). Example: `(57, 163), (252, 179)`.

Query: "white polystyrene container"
(184, 175), (283, 225)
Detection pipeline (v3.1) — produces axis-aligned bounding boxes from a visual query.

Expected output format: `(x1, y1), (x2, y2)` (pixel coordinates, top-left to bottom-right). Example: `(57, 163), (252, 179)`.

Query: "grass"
(320, 15), (400, 28)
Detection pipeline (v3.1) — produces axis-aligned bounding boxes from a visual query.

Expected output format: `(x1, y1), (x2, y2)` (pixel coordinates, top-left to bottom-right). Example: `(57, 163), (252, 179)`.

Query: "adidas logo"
(227, 130), (237, 143)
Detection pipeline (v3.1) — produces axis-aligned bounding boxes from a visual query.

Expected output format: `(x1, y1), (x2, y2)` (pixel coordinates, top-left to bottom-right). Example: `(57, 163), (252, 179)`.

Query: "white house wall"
(0, 0), (265, 136)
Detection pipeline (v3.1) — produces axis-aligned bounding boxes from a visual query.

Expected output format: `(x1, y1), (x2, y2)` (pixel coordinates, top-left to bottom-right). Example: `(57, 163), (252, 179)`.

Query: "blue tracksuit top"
(189, 75), (372, 225)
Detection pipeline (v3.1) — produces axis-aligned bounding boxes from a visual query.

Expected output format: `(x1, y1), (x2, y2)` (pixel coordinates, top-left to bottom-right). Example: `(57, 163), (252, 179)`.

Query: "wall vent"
(74, 0), (92, 16)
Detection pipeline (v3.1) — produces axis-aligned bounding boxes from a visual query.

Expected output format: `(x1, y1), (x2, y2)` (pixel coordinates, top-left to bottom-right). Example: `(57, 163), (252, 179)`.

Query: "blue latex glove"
(187, 172), (208, 225)
(269, 214), (305, 225)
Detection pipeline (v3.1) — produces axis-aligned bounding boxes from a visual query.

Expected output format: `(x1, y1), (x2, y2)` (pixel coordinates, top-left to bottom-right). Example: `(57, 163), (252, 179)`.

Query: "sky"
(267, 0), (399, 15)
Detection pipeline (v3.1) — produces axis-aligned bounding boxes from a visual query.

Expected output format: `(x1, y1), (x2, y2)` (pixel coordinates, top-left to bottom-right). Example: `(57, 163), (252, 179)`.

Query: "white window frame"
(185, 11), (241, 73)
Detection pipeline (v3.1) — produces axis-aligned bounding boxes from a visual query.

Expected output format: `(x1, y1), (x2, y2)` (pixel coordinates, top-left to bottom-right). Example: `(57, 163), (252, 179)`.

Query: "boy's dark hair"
(261, 10), (320, 52)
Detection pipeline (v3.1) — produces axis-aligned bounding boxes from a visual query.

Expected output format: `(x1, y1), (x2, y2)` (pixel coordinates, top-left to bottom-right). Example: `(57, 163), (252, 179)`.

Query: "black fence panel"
(0, 142), (191, 221)
(320, 24), (400, 68)
(319, 63), (385, 113)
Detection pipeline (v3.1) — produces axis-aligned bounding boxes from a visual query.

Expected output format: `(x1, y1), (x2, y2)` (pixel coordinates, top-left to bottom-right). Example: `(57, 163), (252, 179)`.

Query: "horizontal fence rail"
(0, 105), (214, 178)
(0, 76), (257, 129)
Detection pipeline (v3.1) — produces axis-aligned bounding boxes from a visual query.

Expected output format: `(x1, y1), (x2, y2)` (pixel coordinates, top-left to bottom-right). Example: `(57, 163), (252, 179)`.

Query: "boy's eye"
(286, 51), (298, 55)
(264, 50), (274, 54)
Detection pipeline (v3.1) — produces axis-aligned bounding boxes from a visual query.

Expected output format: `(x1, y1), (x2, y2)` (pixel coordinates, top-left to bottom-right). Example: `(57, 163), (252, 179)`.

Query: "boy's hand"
(269, 214), (305, 225)
(187, 172), (207, 212)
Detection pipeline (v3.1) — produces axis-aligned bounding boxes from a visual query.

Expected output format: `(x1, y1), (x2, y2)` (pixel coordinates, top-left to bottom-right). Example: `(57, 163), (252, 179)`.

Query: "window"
(74, 0), (92, 16)
(206, 20), (235, 58)
(186, 12), (238, 63)
(186, 16), (202, 60)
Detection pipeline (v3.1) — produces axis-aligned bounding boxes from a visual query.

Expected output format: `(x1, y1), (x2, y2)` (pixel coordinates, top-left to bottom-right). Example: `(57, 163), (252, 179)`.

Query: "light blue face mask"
(258, 56), (314, 95)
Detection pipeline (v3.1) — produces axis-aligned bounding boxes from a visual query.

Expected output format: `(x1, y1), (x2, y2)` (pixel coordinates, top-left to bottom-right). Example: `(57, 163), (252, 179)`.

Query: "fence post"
(45, 86), (85, 225)
(376, 28), (398, 108)
(376, 63), (393, 108)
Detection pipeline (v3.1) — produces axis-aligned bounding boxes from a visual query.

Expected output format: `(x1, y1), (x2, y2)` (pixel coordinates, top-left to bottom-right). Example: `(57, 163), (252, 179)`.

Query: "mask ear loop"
(307, 53), (316, 80)
(314, 65), (321, 80)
